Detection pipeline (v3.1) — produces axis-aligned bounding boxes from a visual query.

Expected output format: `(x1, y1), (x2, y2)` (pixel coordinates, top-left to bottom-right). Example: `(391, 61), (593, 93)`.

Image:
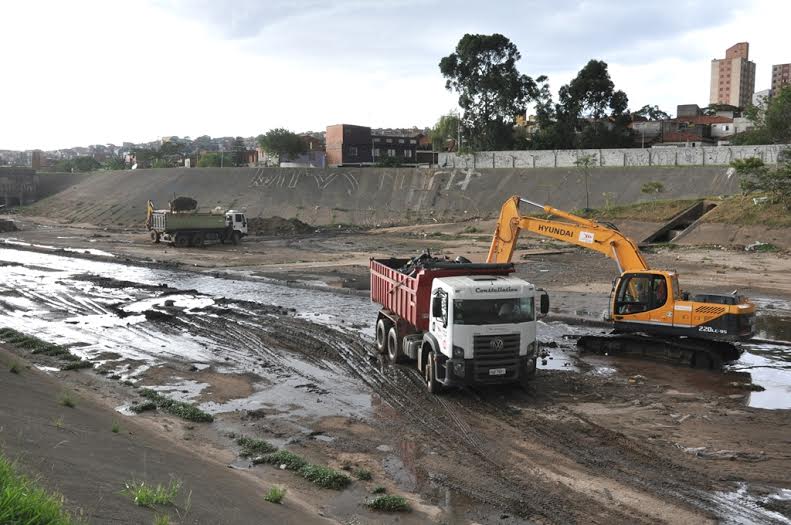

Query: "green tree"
(131, 148), (158, 168)
(55, 156), (101, 172)
(730, 86), (791, 145)
(439, 33), (537, 151)
(103, 156), (126, 170)
(375, 155), (403, 167)
(256, 129), (305, 165)
(430, 112), (460, 151)
(231, 136), (247, 167)
(196, 152), (226, 168)
(732, 157), (791, 208)
(529, 60), (632, 150)
(634, 105), (670, 121)
(574, 153), (597, 210)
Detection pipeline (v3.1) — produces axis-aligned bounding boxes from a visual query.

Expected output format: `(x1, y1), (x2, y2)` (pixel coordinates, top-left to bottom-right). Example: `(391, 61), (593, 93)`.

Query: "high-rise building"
(709, 42), (756, 108)
(772, 63), (791, 92)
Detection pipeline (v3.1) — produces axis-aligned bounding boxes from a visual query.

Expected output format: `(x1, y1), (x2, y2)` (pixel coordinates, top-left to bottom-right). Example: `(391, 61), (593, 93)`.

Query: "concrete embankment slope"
(23, 166), (742, 227)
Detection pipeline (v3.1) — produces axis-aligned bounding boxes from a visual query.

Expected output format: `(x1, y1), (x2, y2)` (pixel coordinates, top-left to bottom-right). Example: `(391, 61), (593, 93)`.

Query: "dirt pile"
(248, 216), (315, 236)
(0, 219), (18, 232)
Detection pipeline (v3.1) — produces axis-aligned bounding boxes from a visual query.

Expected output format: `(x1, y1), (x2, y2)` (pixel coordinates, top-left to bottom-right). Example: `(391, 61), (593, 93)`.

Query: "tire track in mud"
(458, 388), (781, 524)
(320, 335), (643, 524)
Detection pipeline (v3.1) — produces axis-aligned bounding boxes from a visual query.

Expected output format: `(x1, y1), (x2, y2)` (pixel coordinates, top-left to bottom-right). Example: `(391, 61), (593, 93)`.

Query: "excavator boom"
(487, 196), (649, 273)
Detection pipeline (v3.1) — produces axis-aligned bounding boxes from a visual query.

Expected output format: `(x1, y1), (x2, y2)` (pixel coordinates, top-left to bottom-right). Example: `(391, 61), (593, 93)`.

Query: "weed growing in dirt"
(298, 464), (351, 490)
(153, 515), (171, 525)
(59, 392), (76, 408)
(0, 453), (76, 524)
(253, 450), (307, 470)
(138, 389), (213, 423)
(0, 328), (90, 369)
(123, 479), (182, 507)
(371, 486), (387, 494)
(111, 421), (120, 433)
(52, 416), (64, 429)
(61, 360), (93, 371)
(9, 361), (20, 374)
(264, 485), (286, 504)
(353, 468), (372, 481)
(130, 400), (157, 413)
(236, 436), (277, 457)
(367, 495), (410, 512)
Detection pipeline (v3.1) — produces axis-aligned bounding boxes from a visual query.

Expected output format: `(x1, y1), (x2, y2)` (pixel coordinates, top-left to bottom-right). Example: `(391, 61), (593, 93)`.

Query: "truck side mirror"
(432, 296), (442, 318)
(539, 292), (550, 315)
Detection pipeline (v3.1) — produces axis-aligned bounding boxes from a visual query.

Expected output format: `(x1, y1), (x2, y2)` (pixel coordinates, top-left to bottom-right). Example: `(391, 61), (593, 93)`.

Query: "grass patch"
(576, 198), (700, 222)
(236, 436), (277, 457)
(61, 360), (94, 371)
(253, 450), (307, 470)
(0, 328), (90, 368)
(129, 400), (157, 413)
(371, 485), (387, 494)
(254, 451), (350, 490)
(264, 485), (286, 504)
(59, 392), (76, 408)
(297, 464), (351, 490)
(703, 195), (791, 228)
(9, 361), (20, 374)
(122, 479), (182, 507)
(138, 389), (213, 423)
(0, 453), (76, 524)
(353, 467), (372, 481)
(111, 421), (120, 433)
(153, 515), (171, 525)
(367, 494), (410, 512)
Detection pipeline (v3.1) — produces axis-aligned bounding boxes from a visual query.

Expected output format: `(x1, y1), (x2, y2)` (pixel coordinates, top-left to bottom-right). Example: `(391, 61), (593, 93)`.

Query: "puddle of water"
(730, 343), (791, 410)
(149, 378), (210, 402)
(711, 482), (791, 525)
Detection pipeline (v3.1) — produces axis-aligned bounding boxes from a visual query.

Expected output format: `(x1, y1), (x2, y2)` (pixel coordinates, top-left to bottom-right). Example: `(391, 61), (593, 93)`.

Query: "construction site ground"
(1, 214), (790, 524)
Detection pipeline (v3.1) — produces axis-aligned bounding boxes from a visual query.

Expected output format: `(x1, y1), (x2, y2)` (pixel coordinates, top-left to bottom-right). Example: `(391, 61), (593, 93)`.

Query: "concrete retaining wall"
(439, 144), (789, 169)
(22, 165), (745, 228)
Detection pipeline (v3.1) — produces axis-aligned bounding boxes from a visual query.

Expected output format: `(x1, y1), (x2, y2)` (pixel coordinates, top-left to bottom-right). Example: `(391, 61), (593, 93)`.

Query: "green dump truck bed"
(151, 211), (226, 232)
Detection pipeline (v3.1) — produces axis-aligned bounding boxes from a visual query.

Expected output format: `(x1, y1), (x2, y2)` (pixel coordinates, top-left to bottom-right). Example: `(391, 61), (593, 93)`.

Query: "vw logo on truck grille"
(489, 338), (504, 351)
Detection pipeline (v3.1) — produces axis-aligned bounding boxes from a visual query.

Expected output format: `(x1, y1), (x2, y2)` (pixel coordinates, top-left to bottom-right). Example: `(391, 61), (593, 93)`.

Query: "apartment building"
(709, 42), (756, 108)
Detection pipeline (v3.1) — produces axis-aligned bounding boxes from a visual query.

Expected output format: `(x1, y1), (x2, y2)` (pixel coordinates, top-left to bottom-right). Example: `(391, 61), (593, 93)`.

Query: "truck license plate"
(489, 368), (506, 376)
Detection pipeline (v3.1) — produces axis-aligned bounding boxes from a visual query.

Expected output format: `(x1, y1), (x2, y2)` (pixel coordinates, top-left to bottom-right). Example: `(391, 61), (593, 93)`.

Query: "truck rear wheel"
(191, 233), (205, 247)
(174, 234), (189, 248)
(150, 231), (160, 244)
(375, 319), (389, 354)
(387, 326), (404, 363)
(425, 352), (443, 394)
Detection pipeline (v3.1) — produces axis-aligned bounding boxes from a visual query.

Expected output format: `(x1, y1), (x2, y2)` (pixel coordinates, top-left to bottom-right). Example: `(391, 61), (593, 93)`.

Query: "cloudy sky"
(1, 0), (788, 150)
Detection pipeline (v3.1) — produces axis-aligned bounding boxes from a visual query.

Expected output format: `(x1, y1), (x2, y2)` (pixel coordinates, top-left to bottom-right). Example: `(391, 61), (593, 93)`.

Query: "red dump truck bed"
(369, 258), (514, 332)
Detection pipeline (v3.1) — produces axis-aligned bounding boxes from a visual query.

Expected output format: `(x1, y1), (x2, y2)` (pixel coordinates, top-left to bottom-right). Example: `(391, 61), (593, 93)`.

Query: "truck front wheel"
(387, 326), (404, 363)
(150, 231), (160, 244)
(231, 231), (241, 245)
(425, 352), (443, 394)
(375, 319), (389, 354)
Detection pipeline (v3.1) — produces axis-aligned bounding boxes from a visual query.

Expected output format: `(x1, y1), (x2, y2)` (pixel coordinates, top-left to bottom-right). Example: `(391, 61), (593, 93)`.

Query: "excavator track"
(576, 333), (742, 370)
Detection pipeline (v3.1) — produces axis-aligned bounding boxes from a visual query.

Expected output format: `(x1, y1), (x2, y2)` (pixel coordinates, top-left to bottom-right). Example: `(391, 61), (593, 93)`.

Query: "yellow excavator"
(487, 196), (756, 368)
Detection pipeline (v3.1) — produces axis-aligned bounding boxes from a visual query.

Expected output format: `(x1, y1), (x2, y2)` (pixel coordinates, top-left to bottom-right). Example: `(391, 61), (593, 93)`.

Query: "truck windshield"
(453, 297), (534, 325)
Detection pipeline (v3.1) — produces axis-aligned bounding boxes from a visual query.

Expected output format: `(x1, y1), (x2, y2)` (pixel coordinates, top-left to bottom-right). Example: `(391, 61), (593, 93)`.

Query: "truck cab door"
(430, 290), (449, 356)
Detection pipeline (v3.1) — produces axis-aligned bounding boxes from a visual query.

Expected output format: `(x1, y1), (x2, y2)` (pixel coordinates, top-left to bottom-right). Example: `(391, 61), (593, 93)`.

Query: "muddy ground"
(0, 214), (790, 524)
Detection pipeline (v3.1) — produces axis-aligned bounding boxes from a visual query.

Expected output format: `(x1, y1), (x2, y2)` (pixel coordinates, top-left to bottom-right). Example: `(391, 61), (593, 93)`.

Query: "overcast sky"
(1, 0), (788, 150)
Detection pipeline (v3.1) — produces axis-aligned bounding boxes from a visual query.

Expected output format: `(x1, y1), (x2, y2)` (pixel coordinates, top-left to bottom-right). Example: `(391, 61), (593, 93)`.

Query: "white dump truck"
(370, 255), (549, 393)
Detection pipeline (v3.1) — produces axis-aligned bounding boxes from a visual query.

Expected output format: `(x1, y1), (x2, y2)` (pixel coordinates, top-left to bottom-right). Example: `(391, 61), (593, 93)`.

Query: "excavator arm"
(486, 196), (650, 273)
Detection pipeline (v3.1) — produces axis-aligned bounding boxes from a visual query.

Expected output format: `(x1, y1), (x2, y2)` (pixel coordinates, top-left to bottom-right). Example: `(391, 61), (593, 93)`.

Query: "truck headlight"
(452, 346), (464, 359)
(452, 362), (465, 377)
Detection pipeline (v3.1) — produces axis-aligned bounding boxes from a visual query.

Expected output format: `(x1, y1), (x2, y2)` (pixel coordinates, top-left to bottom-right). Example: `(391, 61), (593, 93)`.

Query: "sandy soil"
(1, 214), (790, 524)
